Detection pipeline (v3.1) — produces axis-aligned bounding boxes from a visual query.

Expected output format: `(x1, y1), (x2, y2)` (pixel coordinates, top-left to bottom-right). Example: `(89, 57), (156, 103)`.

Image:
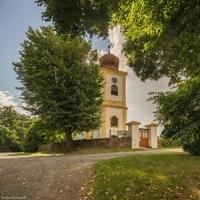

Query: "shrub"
(0, 128), (22, 152)
(23, 127), (47, 152)
(158, 137), (181, 148)
(183, 138), (200, 156)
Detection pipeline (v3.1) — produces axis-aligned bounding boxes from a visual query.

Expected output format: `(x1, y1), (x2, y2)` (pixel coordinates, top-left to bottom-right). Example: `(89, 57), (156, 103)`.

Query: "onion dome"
(99, 45), (119, 70)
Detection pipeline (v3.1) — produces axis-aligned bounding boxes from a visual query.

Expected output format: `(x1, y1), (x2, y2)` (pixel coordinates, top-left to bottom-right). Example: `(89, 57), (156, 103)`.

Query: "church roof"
(99, 45), (119, 70)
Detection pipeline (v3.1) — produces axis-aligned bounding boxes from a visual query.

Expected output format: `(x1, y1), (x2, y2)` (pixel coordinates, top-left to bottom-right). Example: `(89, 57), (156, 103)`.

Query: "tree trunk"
(65, 132), (75, 152)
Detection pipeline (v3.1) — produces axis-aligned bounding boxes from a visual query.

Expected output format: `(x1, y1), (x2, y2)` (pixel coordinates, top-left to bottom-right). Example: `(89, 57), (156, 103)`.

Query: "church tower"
(74, 46), (128, 140)
(99, 46), (128, 138)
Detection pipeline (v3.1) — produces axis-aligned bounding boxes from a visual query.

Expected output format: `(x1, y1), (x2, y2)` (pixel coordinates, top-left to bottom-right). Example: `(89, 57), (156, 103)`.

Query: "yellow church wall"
(98, 129), (101, 138)
(100, 67), (128, 77)
(103, 100), (126, 107)
(123, 75), (126, 103)
(101, 68), (127, 103)
(85, 132), (89, 139)
(105, 107), (123, 137)
(102, 106), (107, 138)
(102, 70), (107, 102)
(74, 63), (128, 140)
(105, 74), (123, 101)
(104, 106), (127, 137)
(99, 66), (128, 138)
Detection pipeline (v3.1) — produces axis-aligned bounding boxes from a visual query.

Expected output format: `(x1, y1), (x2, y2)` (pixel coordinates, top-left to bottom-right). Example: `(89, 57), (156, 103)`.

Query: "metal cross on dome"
(108, 44), (111, 54)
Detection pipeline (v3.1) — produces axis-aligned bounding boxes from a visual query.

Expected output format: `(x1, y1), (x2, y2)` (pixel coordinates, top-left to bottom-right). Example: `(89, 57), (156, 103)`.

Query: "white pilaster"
(145, 122), (159, 148)
(126, 120), (141, 148)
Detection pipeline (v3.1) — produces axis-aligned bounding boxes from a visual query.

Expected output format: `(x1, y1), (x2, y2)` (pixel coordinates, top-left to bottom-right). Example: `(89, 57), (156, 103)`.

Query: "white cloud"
(108, 26), (171, 135)
(108, 25), (129, 71)
(0, 91), (27, 114)
(0, 91), (18, 107)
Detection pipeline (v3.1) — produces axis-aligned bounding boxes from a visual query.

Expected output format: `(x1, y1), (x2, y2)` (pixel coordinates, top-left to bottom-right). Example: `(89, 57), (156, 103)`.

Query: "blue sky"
(0, 0), (50, 108)
(0, 0), (171, 134)
(0, 0), (107, 109)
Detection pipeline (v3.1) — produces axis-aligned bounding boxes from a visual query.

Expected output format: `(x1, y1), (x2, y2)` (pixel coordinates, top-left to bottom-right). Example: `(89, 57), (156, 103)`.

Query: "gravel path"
(0, 149), (183, 200)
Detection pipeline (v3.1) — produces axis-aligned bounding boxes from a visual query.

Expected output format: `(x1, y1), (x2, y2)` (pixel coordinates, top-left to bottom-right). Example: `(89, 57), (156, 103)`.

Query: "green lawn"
(86, 153), (200, 200)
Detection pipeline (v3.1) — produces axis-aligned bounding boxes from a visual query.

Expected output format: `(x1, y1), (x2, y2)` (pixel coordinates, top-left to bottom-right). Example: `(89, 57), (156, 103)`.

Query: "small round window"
(111, 77), (118, 83)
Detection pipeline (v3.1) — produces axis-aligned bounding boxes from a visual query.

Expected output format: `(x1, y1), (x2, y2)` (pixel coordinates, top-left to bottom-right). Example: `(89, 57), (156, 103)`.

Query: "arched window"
(111, 85), (118, 96)
(111, 116), (118, 127)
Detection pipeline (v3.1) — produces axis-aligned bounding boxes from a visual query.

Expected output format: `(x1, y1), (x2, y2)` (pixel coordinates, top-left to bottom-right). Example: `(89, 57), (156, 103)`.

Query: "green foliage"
(90, 154), (200, 199)
(23, 126), (46, 153)
(183, 138), (200, 156)
(35, 0), (120, 38)
(158, 136), (181, 148)
(0, 127), (20, 152)
(23, 118), (65, 152)
(0, 106), (32, 152)
(113, 0), (200, 84)
(149, 77), (200, 155)
(13, 26), (104, 151)
(36, 0), (200, 84)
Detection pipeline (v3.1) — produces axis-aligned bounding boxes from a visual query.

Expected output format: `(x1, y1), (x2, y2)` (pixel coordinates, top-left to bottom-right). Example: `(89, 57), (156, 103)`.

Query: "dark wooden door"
(139, 129), (149, 147)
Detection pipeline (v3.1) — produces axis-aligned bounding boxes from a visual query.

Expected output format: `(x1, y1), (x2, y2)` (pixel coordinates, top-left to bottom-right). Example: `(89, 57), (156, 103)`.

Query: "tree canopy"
(115, 0), (200, 84)
(149, 77), (200, 155)
(35, 0), (120, 38)
(13, 26), (104, 151)
(36, 0), (200, 84)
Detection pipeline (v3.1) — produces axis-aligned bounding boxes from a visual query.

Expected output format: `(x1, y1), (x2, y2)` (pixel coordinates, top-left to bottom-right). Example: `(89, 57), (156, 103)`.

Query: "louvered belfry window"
(111, 85), (118, 95)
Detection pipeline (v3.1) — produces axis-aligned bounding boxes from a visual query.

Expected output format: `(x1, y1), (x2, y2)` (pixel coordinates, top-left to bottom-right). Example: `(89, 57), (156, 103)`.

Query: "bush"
(23, 127), (47, 152)
(23, 118), (66, 152)
(0, 128), (22, 152)
(158, 137), (181, 148)
(183, 138), (200, 156)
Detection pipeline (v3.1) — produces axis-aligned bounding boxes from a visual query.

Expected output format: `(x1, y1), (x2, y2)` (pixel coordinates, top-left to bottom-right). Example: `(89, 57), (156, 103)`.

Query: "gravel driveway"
(0, 149), (183, 200)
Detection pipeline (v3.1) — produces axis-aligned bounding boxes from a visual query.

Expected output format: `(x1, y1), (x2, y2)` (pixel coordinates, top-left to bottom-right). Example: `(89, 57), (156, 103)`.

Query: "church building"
(98, 47), (128, 138)
(74, 46), (128, 139)
(74, 46), (158, 148)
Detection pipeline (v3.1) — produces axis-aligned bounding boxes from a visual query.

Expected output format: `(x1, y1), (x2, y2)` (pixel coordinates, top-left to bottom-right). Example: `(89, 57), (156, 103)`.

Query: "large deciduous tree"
(35, 0), (120, 38)
(36, 0), (200, 84)
(148, 77), (200, 155)
(35, 1), (200, 153)
(13, 26), (104, 152)
(114, 0), (200, 84)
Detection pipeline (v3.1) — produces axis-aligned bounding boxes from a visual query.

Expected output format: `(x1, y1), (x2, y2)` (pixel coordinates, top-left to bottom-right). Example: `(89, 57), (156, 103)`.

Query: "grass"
(17, 152), (64, 156)
(86, 153), (200, 200)
(69, 148), (145, 155)
(156, 146), (183, 150)
(17, 148), (145, 156)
